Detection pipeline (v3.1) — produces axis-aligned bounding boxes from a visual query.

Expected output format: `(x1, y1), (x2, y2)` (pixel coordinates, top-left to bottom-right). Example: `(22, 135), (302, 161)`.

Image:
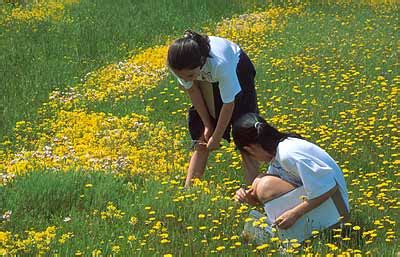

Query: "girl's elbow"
(329, 184), (339, 194)
(319, 184), (338, 201)
(310, 185), (338, 203)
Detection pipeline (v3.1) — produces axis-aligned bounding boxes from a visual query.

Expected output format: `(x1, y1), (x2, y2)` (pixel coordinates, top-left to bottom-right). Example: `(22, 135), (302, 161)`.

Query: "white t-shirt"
(267, 137), (350, 211)
(171, 36), (242, 103)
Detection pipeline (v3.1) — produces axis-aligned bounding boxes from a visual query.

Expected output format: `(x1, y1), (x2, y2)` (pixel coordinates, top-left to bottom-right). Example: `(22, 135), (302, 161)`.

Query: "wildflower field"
(0, 0), (399, 256)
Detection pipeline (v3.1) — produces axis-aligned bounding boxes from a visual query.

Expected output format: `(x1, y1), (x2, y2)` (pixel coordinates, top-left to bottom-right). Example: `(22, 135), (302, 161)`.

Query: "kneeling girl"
(233, 113), (350, 230)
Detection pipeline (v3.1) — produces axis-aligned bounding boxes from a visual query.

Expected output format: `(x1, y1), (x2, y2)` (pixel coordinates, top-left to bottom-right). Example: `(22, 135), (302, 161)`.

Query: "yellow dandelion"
(256, 243), (269, 250)
(216, 246), (225, 251)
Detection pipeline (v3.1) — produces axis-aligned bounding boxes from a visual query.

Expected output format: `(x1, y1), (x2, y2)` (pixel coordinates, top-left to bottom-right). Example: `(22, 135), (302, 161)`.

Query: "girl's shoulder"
(208, 36), (232, 44)
(277, 137), (307, 151)
(276, 138), (313, 162)
(276, 137), (335, 169)
(208, 36), (240, 54)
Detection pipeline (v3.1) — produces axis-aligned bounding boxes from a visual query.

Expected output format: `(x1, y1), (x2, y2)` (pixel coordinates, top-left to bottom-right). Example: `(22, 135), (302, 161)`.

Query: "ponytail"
(232, 113), (303, 155)
(167, 30), (211, 70)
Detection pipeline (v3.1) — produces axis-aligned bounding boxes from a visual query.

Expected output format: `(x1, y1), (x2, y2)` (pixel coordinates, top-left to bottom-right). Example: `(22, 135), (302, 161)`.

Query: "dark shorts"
(188, 50), (258, 144)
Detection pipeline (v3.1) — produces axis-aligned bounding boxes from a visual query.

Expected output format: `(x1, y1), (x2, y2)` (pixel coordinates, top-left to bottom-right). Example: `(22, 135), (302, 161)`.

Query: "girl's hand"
(203, 125), (214, 142)
(235, 188), (260, 206)
(206, 135), (221, 151)
(274, 209), (300, 229)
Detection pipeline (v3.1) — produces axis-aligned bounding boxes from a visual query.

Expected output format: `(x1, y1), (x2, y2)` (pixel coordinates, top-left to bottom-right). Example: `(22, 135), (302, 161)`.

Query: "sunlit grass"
(0, 0), (399, 256)
(0, 0), (269, 139)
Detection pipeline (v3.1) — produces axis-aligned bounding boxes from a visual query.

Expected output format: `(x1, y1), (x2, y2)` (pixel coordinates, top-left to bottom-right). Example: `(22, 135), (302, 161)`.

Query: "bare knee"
(194, 142), (209, 153)
(255, 176), (295, 203)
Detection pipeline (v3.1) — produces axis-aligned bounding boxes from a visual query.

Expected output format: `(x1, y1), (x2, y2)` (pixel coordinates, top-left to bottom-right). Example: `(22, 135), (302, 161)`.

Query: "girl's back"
(274, 137), (350, 211)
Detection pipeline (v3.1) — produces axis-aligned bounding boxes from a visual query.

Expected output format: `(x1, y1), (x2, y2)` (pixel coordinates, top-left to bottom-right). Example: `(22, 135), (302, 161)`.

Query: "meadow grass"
(0, 0), (269, 140)
(0, 0), (399, 256)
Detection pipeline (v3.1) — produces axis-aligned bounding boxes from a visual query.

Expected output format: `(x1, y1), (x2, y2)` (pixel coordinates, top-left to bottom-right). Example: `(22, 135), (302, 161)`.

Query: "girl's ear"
(243, 146), (251, 154)
(243, 145), (257, 156)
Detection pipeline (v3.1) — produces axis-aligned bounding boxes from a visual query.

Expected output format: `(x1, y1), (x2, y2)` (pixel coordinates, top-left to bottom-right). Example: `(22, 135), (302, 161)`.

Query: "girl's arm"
(235, 187), (262, 206)
(275, 184), (338, 229)
(187, 81), (213, 140)
(207, 101), (234, 150)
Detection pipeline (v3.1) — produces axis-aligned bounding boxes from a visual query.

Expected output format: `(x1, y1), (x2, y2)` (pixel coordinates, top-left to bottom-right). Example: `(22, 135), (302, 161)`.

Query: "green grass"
(0, 0), (269, 140)
(0, 171), (242, 256)
(1, 170), (385, 256)
(1, 0), (399, 256)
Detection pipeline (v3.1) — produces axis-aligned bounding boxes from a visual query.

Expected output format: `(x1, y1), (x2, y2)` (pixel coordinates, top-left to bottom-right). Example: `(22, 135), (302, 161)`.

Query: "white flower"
(63, 217), (72, 222)
(1, 210), (12, 222)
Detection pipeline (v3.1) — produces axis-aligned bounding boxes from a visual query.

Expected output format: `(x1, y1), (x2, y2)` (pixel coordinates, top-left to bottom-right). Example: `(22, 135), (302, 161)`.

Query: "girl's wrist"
(212, 133), (222, 141)
(204, 121), (213, 128)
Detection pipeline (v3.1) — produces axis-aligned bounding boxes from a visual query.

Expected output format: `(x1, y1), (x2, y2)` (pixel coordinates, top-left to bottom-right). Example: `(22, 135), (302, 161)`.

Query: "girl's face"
(243, 144), (274, 163)
(173, 67), (201, 82)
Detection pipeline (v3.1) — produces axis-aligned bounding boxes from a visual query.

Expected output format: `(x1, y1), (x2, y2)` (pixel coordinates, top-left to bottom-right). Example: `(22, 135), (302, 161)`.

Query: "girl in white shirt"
(168, 30), (259, 187)
(233, 113), (350, 229)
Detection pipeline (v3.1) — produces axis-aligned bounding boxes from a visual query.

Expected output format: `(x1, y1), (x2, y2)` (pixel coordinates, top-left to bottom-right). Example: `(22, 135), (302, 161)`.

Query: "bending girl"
(168, 30), (259, 187)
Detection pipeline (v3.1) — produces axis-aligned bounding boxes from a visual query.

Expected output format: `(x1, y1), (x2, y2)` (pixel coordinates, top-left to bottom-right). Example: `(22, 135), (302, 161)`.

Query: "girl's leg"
(255, 175), (296, 203)
(240, 151), (260, 185)
(185, 143), (209, 187)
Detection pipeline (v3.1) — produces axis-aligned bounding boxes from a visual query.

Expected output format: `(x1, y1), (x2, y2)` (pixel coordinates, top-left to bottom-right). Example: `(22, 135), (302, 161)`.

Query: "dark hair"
(232, 113), (303, 155)
(167, 30), (211, 70)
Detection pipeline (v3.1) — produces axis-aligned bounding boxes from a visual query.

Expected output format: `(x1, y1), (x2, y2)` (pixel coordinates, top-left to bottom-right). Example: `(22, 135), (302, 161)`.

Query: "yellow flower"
(129, 216), (138, 225)
(256, 243), (269, 250)
(111, 245), (120, 253)
(92, 249), (102, 257)
(216, 246), (225, 251)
